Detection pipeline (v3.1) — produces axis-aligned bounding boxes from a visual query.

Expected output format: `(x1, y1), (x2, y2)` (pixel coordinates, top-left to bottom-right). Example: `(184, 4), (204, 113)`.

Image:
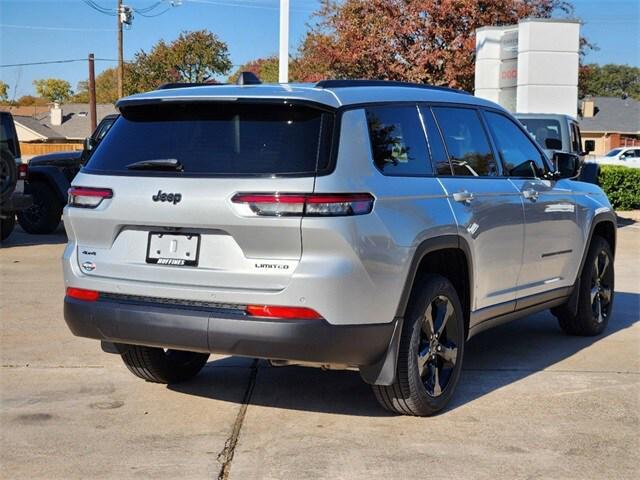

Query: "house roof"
(10, 103), (117, 141)
(12, 115), (66, 140)
(0, 105), (50, 117)
(38, 104), (118, 140)
(579, 96), (640, 134)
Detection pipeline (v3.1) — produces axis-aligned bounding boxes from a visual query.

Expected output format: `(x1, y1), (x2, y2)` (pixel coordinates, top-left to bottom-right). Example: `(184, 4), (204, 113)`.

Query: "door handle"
(453, 190), (474, 204)
(522, 188), (539, 202)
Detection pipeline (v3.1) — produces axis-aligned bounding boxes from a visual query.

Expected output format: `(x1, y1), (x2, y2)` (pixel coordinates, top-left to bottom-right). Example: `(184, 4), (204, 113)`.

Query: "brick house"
(580, 96), (640, 157)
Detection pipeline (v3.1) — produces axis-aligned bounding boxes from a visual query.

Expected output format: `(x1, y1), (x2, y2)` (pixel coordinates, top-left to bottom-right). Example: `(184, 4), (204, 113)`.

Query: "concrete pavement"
(1, 222), (638, 479)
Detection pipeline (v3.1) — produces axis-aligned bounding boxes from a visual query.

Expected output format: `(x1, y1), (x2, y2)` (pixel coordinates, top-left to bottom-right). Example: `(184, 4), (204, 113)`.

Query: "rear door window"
(85, 102), (334, 176)
(420, 107), (452, 175)
(570, 123), (582, 154)
(432, 107), (498, 176)
(484, 111), (547, 178)
(365, 105), (432, 176)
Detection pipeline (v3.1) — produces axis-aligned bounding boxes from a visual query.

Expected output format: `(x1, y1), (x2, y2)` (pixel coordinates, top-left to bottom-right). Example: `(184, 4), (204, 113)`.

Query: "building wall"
(582, 132), (640, 156)
(475, 19), (580, 118)
(14, 123), (45, 143)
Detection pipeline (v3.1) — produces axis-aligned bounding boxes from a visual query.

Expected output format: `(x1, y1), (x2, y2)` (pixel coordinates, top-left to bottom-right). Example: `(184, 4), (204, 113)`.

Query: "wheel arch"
(26, 166), (70, 204)
(360, 235), (473, 386)
(563, 211), (617, 317)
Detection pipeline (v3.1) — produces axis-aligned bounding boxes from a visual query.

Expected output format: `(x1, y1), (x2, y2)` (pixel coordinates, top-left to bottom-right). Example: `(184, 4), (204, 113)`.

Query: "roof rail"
(157, 82), (226, 90)
(314, 79), (471, 95)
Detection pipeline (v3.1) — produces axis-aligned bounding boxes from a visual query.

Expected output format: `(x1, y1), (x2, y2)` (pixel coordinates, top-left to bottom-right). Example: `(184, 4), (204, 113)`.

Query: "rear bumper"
(64, 296), (396, 367)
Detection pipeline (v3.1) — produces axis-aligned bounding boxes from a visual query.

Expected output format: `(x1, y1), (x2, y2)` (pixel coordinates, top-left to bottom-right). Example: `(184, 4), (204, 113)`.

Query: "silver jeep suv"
(63, 80), (616, 416)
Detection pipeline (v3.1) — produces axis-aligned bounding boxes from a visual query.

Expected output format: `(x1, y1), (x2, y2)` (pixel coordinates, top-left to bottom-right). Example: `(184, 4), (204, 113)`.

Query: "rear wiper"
(126, 158), (183, 171)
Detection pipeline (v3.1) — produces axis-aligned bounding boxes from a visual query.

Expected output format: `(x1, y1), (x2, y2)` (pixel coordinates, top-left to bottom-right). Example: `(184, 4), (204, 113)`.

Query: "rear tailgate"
(65, 100), (334, 292)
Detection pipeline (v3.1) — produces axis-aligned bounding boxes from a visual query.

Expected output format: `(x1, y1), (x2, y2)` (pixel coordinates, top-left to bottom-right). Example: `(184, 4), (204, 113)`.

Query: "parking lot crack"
(215, 358), (258, 480)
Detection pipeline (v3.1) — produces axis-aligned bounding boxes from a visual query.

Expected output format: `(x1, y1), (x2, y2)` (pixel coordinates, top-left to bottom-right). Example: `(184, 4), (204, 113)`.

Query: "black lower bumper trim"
(0, 192), (32, 213)
(64, 297), (396, 367)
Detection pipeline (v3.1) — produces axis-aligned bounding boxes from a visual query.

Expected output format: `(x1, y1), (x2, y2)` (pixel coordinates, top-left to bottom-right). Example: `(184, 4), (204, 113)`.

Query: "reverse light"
(17, 163), (28, 180)
(66, 287), (100, 302)
(68, 187), (113, 208)
(246, 305), (323, 320)
(231, 193), (374, 217)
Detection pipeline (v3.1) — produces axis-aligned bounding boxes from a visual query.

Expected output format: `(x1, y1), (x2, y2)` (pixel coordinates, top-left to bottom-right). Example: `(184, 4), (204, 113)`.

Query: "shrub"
(598, 165), (640, 210)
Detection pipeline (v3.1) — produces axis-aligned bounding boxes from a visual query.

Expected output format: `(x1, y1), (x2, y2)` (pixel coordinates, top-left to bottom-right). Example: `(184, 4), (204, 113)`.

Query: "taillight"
(246, 305), (323, 319)
(68, 187), (113, 208)
(231, 193), (374, 217)
(66, 287), (100, 302)
(17, 163), (28, 180)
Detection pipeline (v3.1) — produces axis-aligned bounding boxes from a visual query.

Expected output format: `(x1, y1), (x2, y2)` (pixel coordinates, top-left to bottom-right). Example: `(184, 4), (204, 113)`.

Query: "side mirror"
(83, 136), (96, 152)
(584, 140), (595, 154)
(544, 138), (563, 150)
(554, 152), (580, 179)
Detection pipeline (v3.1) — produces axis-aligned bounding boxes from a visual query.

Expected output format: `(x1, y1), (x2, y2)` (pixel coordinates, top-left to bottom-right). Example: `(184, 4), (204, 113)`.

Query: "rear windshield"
(84, 102), (334, 176)
(518, 118), (562, 147)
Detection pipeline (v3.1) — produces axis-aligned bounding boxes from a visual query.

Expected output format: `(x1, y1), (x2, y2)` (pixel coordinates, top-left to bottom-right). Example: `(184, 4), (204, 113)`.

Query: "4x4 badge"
(152, 190), (182, 205)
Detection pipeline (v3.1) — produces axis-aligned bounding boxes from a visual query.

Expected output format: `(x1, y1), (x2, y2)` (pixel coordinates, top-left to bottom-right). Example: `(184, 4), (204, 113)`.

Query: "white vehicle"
(588, 147), (640, 168)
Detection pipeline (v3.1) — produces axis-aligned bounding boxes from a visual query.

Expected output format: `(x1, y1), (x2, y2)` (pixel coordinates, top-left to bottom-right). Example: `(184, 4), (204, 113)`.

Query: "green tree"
(228, 56), (281, 83)
(73, 67), (120, 103)
(0, 81), (8, 102)
(15, 95), (48, 106)
(126, 30), (232, 93)
(33, 78), (72, 103)
(579, 64), (640, 100)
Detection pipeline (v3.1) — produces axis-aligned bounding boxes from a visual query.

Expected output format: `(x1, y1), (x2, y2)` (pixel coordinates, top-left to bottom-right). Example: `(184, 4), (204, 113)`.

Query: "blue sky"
(1, 0), (638, 99)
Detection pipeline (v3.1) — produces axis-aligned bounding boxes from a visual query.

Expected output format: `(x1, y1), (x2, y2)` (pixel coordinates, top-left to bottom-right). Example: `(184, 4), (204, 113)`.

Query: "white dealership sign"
(475, 19), (580, 118)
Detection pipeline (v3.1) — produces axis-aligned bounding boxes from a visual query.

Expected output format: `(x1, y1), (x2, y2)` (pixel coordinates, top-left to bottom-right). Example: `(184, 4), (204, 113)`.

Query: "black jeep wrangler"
(18, 114), (117, 234)
(1, 112), (32, 241)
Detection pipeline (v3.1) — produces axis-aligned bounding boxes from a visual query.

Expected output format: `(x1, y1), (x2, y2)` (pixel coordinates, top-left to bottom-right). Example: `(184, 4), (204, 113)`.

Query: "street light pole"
(278, 0), (289, 83)
(117, 0), (123, 98)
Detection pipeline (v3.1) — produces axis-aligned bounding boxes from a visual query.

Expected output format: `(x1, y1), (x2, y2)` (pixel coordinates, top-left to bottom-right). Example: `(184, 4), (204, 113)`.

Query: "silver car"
(63, 80), (617, 416)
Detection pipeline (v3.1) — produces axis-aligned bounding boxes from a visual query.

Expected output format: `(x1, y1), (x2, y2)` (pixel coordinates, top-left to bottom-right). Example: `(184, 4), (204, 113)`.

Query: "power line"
(133, 1), (167, 13)
(82, 1), (176, 18)
(82, 0), (118, 16)
(135, 5), (172, 17)
(0, 59), (118, 68)
(0, 23), (116, 32)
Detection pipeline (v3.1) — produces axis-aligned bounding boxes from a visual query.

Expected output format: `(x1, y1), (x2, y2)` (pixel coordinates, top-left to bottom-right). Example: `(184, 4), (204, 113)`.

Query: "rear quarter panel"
(308, 108), (458, 325)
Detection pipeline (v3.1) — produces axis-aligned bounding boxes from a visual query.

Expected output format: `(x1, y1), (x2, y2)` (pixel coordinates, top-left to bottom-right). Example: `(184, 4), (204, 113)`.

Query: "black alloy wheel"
(417, 295), (460, 397)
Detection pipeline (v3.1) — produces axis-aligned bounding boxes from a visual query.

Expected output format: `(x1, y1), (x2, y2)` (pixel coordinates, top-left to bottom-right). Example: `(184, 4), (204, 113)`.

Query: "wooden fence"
(20, 142), (83, 157)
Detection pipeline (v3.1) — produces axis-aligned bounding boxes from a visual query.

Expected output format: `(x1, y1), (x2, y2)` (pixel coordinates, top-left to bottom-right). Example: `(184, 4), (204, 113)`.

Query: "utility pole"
(117, 0), (123, 98)
(88, 53), (97, 133)
(278, 0), (289, 83)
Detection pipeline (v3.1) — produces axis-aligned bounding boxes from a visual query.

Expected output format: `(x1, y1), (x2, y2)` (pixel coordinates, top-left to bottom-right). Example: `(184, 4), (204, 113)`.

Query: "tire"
(554, 236), (614, 336)
(373, 274), (465, 416)
(0, 148), (17, 204)
(17, 181), (62, 234)
(121, 345), (209, 384)
(0, 215), (15, 242)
